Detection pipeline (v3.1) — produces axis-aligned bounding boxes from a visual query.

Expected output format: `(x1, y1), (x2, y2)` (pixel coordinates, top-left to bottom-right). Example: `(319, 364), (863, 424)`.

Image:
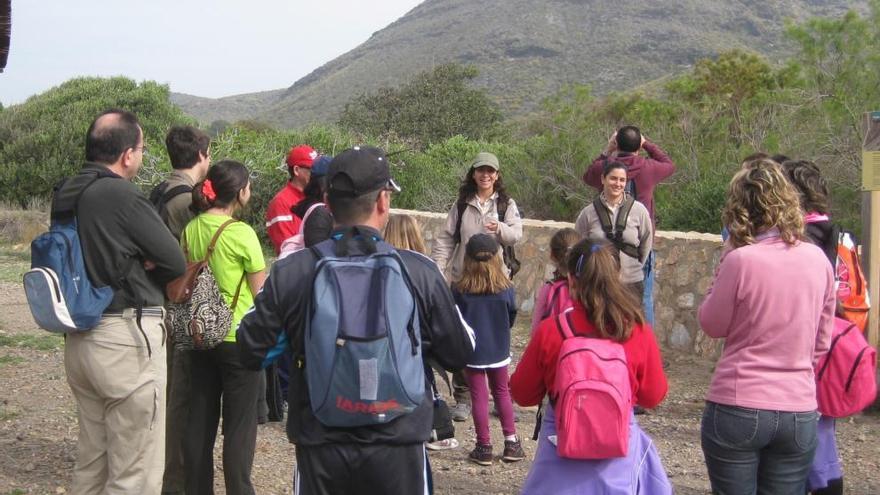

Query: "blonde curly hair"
(723, 159), (804, 248)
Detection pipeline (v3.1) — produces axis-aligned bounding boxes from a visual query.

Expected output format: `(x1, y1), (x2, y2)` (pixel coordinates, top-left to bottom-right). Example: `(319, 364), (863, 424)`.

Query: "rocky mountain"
(172, 0), (864, 128)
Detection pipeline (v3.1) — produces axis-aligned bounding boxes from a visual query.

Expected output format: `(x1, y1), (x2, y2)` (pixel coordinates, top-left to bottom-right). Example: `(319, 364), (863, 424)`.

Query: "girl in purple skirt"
(511, 239), (671, 494)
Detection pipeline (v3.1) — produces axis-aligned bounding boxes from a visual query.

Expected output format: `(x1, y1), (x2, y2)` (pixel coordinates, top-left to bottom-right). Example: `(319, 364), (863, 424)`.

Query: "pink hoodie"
(698, 234), (835, 411)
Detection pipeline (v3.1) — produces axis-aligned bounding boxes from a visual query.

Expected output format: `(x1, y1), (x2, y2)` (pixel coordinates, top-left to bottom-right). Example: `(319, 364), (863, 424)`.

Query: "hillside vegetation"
(0, 3), (877, 246)
(172, 0), (864, 128)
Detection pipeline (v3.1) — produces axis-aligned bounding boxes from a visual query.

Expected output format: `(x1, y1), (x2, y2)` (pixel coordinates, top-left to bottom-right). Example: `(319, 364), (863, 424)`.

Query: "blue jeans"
(701, 401), (818, 495)
(642, 250), (655, 325)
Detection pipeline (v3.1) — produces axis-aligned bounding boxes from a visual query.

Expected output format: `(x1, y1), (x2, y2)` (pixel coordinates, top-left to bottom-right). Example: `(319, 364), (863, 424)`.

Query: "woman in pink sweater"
(698, 159), (836, 495)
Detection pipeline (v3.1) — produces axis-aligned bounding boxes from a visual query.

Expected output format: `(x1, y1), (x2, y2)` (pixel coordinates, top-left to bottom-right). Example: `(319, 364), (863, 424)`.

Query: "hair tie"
(575, 253), (586, 275)
(590, 244), (602, 253)
(202, 179), (217, 201)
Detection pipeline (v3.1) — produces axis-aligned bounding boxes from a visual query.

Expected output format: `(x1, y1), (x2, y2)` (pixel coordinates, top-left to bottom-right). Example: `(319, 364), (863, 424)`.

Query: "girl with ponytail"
(510, 239), (670, 494)
(181, 160), (267, 494)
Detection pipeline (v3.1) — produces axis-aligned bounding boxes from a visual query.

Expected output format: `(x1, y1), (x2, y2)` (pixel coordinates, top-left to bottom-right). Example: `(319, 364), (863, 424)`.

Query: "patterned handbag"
(167, 219), (245, 351)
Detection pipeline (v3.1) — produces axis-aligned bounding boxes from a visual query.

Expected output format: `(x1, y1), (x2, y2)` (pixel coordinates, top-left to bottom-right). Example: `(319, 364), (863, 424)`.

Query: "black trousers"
(452, 369), (470, 405)
(162, 343), (190, 494)
(295, 443), (428, 495)
(184, 342), (260, 495)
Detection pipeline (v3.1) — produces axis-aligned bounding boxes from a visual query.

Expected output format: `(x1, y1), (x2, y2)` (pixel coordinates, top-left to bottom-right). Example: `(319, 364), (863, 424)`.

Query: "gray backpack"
(305, 233), (425, 427)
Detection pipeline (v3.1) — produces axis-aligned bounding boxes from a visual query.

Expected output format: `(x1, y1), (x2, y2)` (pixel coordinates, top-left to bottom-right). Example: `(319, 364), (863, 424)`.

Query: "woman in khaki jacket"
(431, 152), (523, 283)
(575, 160), (653, 297)
(431, 151), (523, 423)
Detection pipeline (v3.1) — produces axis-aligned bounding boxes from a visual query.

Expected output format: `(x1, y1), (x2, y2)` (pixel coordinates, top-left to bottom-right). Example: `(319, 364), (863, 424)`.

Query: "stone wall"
(394, 208), (724, 358)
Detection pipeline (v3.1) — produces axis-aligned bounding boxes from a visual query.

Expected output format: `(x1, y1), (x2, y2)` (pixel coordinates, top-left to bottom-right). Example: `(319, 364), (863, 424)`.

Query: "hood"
(611, 152), (644, 179)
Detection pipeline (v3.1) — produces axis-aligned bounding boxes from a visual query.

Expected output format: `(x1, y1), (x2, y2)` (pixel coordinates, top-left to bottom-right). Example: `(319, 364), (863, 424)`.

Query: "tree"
(338, 63), (503, 147)
(784, 1), (880, 188)
(0, 77), (193, 208)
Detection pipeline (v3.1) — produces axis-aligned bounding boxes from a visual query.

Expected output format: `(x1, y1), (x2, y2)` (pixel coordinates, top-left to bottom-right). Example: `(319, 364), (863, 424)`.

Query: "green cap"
(471, 152), (499, 171)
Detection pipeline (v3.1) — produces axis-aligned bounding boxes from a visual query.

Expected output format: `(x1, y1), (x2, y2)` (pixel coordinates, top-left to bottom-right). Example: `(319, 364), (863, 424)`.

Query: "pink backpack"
(815, 317), (877, 418)
(541, 279), (574, 321)
(552, 309), (632, 459)
(278, 202), (325, 260)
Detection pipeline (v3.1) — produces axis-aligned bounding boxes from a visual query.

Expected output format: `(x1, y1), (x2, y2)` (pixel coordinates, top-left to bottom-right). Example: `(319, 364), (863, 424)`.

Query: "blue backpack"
(23, 175), (114, 333)
(305, 234), (425, 427)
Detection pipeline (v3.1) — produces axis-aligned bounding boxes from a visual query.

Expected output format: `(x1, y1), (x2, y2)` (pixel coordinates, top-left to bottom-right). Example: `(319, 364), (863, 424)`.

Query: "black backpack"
(453, 198), (521, 278)
(149, 182), (193, 223)
(593, 195), (639, 260)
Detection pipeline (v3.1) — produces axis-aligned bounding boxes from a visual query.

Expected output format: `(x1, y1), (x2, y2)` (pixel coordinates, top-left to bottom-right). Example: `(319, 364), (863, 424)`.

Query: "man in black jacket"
(237, 146), (473, 494)
(60, 109), (186, 493)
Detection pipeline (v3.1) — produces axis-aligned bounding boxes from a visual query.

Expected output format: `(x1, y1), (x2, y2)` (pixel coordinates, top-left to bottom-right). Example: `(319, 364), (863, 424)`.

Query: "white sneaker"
(426, 438), (460, 451)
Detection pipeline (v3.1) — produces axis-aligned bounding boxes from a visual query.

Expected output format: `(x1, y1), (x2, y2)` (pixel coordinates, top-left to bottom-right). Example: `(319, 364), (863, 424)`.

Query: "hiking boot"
(502, 439), (526, 462)
(451, 402), (470, 422)
(468, 443), (493, 466)
(426, 438), (460, 451)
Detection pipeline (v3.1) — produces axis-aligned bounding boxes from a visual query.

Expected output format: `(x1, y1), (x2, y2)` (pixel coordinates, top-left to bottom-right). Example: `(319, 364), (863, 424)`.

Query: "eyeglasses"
(132, 145), (148, 154)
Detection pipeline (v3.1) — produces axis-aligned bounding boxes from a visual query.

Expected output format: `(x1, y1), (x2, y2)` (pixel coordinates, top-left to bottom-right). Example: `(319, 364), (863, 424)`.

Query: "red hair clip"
(202, 179), (217, 201)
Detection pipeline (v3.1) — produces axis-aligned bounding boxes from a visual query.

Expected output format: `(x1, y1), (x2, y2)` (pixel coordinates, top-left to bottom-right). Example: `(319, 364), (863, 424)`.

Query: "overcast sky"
(0, 0), (424, 105)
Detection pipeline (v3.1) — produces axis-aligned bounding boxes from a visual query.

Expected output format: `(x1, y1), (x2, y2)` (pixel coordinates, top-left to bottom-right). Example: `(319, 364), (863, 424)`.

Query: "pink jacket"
(699, 234), (835, 411)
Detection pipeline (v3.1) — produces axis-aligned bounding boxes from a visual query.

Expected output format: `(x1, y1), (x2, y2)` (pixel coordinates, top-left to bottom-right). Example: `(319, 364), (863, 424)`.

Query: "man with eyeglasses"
(58, 109), (185, 493)
(266, 144), (317, 254)
(238, 146), (473, 494)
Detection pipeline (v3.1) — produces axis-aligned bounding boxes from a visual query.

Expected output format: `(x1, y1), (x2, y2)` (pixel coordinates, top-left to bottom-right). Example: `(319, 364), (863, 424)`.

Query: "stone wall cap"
(392, 209), (723, 242)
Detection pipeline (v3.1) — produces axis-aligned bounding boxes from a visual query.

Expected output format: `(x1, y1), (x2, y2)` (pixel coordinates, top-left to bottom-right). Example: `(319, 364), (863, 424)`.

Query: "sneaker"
(426, 438), (460, 451)
(502, 439), (525, 462)
(451, 402), (470, 422)
(468, 443), (493, 466)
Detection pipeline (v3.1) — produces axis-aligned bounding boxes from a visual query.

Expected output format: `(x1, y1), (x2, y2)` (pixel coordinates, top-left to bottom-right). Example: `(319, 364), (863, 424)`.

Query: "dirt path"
(1, 279), (879, 494)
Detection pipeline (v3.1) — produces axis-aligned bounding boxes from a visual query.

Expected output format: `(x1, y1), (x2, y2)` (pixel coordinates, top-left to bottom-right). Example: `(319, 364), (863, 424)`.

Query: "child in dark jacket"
(452, 234), (523, 465)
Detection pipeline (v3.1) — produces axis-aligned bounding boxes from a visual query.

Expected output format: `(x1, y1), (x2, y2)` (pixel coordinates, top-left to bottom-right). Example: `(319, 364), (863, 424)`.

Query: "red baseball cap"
(286, 144), (317, 168)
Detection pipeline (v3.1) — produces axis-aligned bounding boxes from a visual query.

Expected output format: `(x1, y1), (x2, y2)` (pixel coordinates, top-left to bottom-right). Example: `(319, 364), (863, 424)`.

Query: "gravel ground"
(1, 279), (879, 494)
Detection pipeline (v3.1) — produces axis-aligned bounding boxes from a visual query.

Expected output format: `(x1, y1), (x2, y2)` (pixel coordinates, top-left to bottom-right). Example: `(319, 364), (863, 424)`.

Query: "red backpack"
(552, 310), (631, 459)
(815, 317), (877, 418)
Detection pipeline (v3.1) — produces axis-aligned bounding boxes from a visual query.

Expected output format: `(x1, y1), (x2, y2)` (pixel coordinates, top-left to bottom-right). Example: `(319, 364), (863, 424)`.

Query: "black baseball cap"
(327, 146), (401, 197)
(465, 233), (500, 262)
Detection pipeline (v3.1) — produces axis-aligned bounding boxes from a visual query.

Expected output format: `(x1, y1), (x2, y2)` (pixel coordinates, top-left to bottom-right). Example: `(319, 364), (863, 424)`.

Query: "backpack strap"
(180, 218), (243, 309)
(497, 197), (508, 222)
(180, 218), (237, 262)
(542, 280), (565, 320)
(301, 202), (325, 225)
(229, 272), (247, 312)
(204, 219), (238, 262)
(452, 201), (468, 245)
(593, 195), (640, 259)
(615, 196), (635, 238)
(149, 182), (169, 207)
(555, 309), (576, 340)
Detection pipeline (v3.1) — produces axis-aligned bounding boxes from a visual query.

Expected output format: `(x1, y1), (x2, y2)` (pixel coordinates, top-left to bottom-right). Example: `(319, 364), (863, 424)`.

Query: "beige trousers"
(64, 310), (167, 495)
